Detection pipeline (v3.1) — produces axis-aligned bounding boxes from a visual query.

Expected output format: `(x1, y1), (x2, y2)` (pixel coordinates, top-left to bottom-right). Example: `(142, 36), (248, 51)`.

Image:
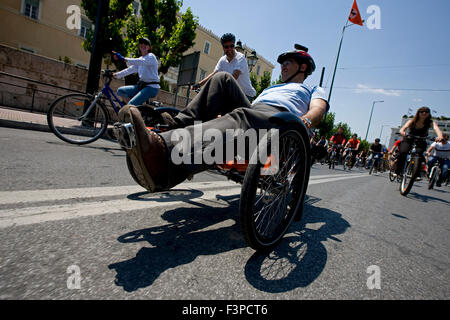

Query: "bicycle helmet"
(220, 33), (236, 45)
(278, 44), (316, 82)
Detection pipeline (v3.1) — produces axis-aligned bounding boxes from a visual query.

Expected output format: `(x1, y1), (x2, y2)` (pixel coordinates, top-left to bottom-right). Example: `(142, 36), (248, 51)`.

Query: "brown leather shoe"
(118, 105), (168, 192)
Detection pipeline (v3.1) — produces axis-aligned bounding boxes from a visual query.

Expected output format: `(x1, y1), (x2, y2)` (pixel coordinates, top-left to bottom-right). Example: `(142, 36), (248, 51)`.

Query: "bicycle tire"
(427, 167), (440, 190)
(400, 157), (420, 196)
(47, 93), (108, 145)
(389, 167), (396, 182)
(239, 125), (310, 252)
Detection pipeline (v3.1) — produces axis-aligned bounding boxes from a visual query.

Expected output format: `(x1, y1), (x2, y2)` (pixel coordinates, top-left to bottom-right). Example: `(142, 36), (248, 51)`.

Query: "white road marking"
(0, 173), (369, 228)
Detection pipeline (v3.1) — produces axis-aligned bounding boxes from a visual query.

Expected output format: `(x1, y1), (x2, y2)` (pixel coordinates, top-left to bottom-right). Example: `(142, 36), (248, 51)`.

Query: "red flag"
(348, 0), (364, 26)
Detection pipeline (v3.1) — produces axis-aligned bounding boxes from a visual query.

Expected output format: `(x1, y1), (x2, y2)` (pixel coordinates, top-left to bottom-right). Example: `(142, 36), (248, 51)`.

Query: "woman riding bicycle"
(112, 37), (160, 106)
(395, 106), (444, 176)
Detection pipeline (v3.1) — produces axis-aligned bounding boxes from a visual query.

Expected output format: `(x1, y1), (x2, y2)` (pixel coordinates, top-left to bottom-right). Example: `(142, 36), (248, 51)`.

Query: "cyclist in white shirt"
(426, 133), (450, 187)
(193, 33), (256, 101)
(112, 37), (160, 106)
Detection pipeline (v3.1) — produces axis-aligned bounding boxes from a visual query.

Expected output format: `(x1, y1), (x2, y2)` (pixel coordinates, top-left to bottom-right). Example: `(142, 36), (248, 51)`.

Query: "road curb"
(0, 119), (51, 133)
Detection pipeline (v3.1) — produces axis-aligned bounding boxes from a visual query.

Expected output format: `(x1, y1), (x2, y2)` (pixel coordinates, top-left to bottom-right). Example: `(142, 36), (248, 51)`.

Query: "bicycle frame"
(78, 76), (124, 121)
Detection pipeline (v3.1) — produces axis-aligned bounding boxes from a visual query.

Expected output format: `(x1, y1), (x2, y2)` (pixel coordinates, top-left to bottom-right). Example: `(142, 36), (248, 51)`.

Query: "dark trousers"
(159, 72), (287, 188)
(395, 139), (427, 175)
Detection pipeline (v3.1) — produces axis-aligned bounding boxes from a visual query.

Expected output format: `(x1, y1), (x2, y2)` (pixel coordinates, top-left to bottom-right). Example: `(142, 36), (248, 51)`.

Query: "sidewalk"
(0, 106), (51, 132)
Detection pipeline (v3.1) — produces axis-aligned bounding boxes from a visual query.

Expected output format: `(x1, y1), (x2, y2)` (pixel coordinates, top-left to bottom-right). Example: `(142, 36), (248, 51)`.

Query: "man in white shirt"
(193, 33), (256, 101)
(426, 133), (450, 186)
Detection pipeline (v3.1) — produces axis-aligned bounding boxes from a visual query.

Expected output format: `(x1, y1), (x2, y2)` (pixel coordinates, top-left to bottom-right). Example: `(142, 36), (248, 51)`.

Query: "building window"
(79, 18), (92, 39)
(132, 1), (140, 16)
(256, 65), (261, 76)
(203, 41), (211, 55)
(199, 69), (207, 81)
(23, 0), (40, 20)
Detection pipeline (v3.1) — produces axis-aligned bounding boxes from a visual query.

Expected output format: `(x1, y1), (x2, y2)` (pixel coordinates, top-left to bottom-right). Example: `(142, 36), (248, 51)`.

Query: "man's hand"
(232, 69), (242, 80)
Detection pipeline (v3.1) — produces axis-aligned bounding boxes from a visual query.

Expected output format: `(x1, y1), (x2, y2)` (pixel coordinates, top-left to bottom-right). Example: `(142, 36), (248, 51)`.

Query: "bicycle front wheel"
(400, 157), (420, 196)
(428, 167), (440, 190)
(240, 126), (310, 251)
(47, 93), (108, 145)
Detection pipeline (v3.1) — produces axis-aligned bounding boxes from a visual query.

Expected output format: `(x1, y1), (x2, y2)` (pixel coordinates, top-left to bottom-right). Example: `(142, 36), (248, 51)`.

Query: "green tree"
(81, 0), (132, 59)
(316, 112), (335, 140)
(81, 0), (198, 75)
(140, 0), (199, 74)
(359, 140), (370, 152)
(250, 71), (272, 97)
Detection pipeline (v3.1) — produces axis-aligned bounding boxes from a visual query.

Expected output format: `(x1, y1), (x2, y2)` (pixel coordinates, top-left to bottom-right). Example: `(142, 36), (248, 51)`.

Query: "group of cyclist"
(109, 34), (449, 191)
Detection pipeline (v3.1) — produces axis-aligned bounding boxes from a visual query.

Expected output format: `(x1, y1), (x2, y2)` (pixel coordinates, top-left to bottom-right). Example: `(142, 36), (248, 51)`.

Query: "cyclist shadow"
(244, 195), (351, 293)
(108, 194), (245, 292)
(408, 192), (450, 205)
(108, 194), (350, 294)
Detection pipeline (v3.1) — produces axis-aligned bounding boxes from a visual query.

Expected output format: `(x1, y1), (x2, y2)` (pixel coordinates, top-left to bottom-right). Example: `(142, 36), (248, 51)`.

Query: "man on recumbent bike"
(114, 44), (330, 194)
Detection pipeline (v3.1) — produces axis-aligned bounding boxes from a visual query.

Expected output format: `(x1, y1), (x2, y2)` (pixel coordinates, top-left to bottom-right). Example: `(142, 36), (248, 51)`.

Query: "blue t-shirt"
(252, 83), (329, 117)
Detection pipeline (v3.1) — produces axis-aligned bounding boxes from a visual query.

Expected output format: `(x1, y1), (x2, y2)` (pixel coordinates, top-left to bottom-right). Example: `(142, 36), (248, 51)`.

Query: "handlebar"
(406, 134), (428, 140)
(102, 69), (116, 84)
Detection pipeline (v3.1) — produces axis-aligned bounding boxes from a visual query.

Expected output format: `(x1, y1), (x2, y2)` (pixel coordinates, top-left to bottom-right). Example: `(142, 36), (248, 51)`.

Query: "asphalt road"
(0, 127), (449, 300)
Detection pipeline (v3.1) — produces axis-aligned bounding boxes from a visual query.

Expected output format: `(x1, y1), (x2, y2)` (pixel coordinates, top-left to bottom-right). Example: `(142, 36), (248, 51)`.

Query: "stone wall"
(0, 44), (190, 114)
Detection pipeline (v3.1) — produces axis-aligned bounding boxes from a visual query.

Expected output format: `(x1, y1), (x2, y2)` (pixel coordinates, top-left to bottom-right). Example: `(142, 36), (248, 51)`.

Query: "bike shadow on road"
(46, 140), (126, 156)
(108, 194), (244, 292)
(108, 194), (350, 294)
(407, 192), (450, 205)
(243, 195), (351, 293)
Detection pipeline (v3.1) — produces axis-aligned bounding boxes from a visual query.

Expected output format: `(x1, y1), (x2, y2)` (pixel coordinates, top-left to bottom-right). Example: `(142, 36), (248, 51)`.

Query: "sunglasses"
(419, 110), (430, 114)
(223, 44), (235, 49)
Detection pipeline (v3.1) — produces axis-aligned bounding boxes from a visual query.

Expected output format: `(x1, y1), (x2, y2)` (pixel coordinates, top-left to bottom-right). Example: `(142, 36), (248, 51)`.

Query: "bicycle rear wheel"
(400, 157), (420, 196)
(47, 93), (108, 145)
(240, 126), (310, 251)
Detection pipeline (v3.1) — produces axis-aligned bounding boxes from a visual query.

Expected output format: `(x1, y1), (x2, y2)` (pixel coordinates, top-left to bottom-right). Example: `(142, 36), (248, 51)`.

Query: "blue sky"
(180, 0), (450, 144)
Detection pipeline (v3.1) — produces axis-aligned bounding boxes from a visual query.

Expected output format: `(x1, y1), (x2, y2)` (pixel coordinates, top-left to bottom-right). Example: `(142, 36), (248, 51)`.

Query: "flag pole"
(327, 19), (350, 103)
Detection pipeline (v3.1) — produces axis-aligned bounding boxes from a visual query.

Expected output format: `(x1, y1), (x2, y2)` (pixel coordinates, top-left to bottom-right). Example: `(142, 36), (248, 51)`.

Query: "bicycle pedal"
(113, 123), (136, 150)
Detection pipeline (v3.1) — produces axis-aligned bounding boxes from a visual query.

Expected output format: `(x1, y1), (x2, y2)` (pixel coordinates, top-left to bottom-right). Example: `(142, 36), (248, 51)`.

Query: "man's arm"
(426, 143), (435, 156)
(300, 98), (328, 129)
(196, 70), (218, 88)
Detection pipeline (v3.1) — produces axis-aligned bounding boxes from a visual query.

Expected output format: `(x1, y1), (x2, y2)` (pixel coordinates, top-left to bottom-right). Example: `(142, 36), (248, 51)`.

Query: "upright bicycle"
(369, 152), (383, 175)
(399, 135), (428, 196)
(47, 70), (178, 145)
(343, 148), (356, 171)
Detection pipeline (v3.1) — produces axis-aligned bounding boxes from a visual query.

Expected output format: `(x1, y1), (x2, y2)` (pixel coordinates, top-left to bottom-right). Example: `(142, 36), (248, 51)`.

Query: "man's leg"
(160, 103), (285, 189)
(174, 72), (251, 127)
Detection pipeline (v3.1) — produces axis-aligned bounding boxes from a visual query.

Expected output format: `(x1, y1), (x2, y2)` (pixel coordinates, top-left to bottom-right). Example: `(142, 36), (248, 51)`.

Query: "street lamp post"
(365, 100), (384, 141)
(328, 21), (359, 103)
(247, 50), (258, 72)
